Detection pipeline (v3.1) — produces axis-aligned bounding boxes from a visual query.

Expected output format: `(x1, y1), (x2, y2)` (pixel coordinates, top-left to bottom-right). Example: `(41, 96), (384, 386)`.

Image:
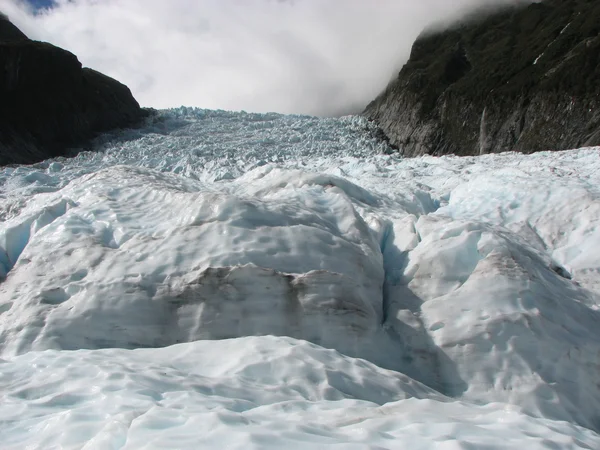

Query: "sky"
(1, 0), (529, 116)
(25, 0), (53, 7)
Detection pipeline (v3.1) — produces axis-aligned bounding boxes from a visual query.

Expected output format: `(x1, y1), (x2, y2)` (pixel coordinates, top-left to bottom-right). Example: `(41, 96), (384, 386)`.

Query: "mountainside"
(365, 0), (600, 156)
(0, 13), (148, 166)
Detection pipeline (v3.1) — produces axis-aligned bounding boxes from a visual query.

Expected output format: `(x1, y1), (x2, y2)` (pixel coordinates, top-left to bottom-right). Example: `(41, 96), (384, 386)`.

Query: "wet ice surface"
(1, 108), (600, 448)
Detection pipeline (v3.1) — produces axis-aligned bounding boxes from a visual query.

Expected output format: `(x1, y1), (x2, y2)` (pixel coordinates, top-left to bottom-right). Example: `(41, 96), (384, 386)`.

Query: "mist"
(1, 0), (529, 116)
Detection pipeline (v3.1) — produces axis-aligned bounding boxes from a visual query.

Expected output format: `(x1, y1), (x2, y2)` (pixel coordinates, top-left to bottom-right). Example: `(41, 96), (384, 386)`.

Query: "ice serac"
(0, 165), (395, 370)
(364, 0), (600, 156)
(0, 13), (148, 166)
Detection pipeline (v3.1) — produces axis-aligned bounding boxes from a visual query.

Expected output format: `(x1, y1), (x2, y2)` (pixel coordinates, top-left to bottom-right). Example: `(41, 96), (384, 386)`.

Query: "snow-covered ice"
(3, 337), (599, 450)
(1, 108), (600, 448)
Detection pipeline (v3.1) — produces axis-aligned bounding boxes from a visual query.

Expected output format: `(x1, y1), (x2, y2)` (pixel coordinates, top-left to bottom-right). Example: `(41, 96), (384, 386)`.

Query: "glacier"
(1, 107), (600, 449)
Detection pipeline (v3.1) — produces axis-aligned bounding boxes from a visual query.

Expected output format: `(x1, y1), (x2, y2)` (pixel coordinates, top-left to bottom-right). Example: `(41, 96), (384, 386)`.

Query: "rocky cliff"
(364, 0), (600, 156)
(0, 14), (148, 166)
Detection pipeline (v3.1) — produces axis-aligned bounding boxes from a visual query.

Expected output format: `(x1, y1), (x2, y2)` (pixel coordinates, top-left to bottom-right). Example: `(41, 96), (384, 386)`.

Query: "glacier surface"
(1, 108), (600, 448)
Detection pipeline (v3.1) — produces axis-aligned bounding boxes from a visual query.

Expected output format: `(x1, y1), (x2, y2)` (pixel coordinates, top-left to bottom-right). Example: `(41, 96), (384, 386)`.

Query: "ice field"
(1, 108), (600, 448)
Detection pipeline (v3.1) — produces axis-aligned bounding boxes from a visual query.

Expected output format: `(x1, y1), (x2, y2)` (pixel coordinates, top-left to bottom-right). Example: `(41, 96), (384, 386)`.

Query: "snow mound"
(0, 165), (397, 369)
(385, 213), (600, 430)
(2, 336), (599, 450)
(439, 167), (600, 294)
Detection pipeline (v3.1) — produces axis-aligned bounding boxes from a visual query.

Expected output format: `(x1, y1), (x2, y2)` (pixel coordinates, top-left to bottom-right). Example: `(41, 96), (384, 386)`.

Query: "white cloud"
(0, 0), (529, 115)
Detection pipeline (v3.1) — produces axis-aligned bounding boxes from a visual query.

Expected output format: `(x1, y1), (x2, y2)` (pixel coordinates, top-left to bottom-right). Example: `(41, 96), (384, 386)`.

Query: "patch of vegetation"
(401, 0), (600, 116)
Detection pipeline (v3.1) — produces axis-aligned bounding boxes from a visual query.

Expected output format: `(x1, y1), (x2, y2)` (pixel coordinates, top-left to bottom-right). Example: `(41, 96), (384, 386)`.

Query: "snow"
(533, 21), (572, 65)
(2, 337), (599, 450)
(1, 107), (600, 448)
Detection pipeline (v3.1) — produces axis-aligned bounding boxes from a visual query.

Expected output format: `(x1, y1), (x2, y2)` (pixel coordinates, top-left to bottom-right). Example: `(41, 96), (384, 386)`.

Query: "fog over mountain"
(1, 0), (530, 116)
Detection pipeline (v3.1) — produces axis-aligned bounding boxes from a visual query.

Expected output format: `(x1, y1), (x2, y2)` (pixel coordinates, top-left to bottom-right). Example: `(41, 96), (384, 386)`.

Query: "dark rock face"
(364, 0), (600, 156)
(0, 14), (148, 166)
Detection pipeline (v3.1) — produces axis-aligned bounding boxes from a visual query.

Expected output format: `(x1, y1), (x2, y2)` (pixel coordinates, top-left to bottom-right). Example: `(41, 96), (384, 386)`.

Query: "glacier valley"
(1, 108), (600, 449)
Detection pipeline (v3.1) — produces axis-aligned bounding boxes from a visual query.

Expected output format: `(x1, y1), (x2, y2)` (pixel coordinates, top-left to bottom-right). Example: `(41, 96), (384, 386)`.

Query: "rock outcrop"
(364, 0), (600, 156)
(0, 13), (148, 166)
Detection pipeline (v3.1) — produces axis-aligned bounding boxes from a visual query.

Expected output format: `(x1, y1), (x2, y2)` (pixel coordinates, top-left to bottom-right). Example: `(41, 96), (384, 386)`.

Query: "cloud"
(1, 0), (529, 116)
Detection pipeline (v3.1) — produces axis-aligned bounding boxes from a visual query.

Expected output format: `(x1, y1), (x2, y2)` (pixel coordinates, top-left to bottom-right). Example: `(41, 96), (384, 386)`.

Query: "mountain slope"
(0, 13), (148, 166)
(365, 0), (600, 156)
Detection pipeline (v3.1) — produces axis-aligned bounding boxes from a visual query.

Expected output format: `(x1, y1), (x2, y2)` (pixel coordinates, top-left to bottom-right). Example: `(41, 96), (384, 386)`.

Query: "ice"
(2, 337), (599, 450)
(1, 107), (600, 447)
(0, 166), (397, 369)
(437, 168), (600, 294)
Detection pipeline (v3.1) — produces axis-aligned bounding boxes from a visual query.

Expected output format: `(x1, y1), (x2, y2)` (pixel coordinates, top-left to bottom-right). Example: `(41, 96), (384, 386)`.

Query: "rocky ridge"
(364, 0), (600, 156)
(0, 13), (148, 166)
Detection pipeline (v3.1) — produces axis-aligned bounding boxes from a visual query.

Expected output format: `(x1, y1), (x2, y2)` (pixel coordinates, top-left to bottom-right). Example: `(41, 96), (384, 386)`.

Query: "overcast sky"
(1, 0), (527, 116)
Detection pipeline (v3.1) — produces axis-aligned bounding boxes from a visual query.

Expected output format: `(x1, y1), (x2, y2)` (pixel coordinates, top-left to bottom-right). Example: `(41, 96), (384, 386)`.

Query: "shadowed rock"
(0, 12), (27, 42)
(0, 13), (149, 165)
(365, 0), (600, 156)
